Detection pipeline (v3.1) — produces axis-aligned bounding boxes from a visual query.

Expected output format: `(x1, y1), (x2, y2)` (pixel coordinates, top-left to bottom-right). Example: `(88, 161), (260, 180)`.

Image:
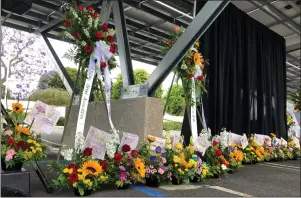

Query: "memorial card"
(292, 137), (300, 148)
(84, 126), (111, 160)
(118, 132), (139, 151)
(228, 133), (242, 146)
(194, 136), (211, 155)
(254, 134), (265, 146)
(241, 134), (249, 149)
(24, 100), (60, 134)
(281, 138), (287, 147)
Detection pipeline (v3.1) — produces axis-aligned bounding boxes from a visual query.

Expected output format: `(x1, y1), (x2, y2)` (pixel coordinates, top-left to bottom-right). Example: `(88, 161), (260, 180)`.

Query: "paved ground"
(6, 159), (298, 197)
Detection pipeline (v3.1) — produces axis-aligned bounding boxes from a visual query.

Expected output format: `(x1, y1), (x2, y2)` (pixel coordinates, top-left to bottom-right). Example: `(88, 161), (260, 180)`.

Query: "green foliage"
(164, 85), (185, 116)
(30, 88), (71, 106)
(111, 69), (163, 100)
(57, 117), (65, 126)
(163, 121), (182, 131)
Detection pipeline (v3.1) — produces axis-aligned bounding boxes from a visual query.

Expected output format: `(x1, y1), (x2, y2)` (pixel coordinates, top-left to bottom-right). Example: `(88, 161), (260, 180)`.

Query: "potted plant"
(1, 102), (46, 171)
(50, 148), (109, 196)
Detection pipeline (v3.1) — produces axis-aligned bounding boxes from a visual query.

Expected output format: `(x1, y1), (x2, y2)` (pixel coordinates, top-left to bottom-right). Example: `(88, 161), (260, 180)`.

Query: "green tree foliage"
(111, 69), (163, 100)
(30, 88), (70, 106)
(164, 85), (185, 116)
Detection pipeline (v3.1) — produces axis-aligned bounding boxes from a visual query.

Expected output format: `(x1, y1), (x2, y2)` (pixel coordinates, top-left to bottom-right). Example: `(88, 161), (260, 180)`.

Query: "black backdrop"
(181, 3), (287, 144)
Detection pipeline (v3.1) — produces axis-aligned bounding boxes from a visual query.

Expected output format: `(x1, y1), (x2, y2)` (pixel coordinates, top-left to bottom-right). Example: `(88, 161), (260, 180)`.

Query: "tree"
(1, 27), (51, 99)
(30, 88), (70, 106)
(111, 69), (163, 100)
(164, 85), (185, 116)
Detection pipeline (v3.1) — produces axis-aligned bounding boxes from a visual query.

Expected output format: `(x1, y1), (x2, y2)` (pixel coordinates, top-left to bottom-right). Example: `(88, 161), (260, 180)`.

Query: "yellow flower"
(24, 151), (33, 160)
(229, 152), (234, 158)
(175, 164), (178, 167)
(185, 168), (189, 172)
(35, 143), (41, 147)
(195, 41), (199, 47)
(270, 133), (276, 138)
(63, 168), (69, 173)
(193, 52), (201, 65)
(32, 149), (37, 154)
(173, 156), (180, 163)
(15, 125), (31, 136)
(100, 175), (108, 182)
(36, 148), (42, 152)
(147, 135), (156, 142)
(186, 146), (194, 154)
(188, 159), (197, 168)
(27, 139), (33, 144)
(12, 103), (24, 113)
(83, 179), (91, 185)
(78, 174), (84, 181)
(72, 182), (77, 187)
(134, 158), (146, 178)
(175, 143), (183, 150)
(231, 143), (236, 148)
(82, 160), (103, 176)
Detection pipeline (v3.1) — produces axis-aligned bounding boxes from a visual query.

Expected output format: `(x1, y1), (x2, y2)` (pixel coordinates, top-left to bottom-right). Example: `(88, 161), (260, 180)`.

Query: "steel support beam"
(39, 34), (74, 95)
(147, 0), (230, 96)
(286, 43), (301, 53)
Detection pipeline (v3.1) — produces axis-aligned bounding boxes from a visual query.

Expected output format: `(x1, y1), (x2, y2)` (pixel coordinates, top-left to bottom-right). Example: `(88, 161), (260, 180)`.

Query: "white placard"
(228, 133), (242, 146)
(194, 136), (211, 155)
(292, 137), (300, 148)
(241, 134), (249, 149)
(24, 100), (60, 134)
(118, 132), (139, 151)
(254, 134), (265, 146)
(84, 126), (111, 160)
(150, 136), (166, 152)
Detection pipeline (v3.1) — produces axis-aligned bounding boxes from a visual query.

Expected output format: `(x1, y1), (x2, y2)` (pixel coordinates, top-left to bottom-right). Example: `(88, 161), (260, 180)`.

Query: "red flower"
(131, 150), (139, 157)
(215, 149), (223, 157)
(73, 32), (80, 39)
(8, 138), (15, 146)
(212, 140), (219, 147)
(88, 6), (94, 12)
(197, 75), (204, 81)
(122, 144), (131, 152)
(114, 153), (123, 163)
(67, 163), (78, 172)
(110, 44), (117, 54)
(93, 12), (99, 18)
(186, 61), (191, 65)
(95, 32), (103, 40)
(189, 74), (195, 79)
(253, 145), (257, 149)
(168, 41), (175, 46)
(78, 4), (84, 11)
(216, 162), (220, 166)
(16, 141), (29, 150)
(107, 35), (114, 43)
(100, 160), (108, 171)
(64, 20), (72, 27)
(100, 62), (107, 68)
(68, 173), (78, 184)
(248, 139), (252, 143)
(84, 45), (94, 54)
(102, 23), (109, 32)
(83, 147), (93, 156)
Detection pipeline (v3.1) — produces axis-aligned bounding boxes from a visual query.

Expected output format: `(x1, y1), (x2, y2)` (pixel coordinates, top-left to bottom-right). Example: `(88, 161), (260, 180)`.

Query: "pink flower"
(119, 166), (126, 171)
(5, 149), (15, 161)
(161, 157), (167, 164)
(146, 168), (151, 173)
(5, 130), (13, 136)
(158, 168), (165, 175)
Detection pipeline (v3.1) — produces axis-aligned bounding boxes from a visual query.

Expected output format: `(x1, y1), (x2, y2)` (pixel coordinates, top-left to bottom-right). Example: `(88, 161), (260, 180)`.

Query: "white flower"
(106, 129), (120, 159)
(81, 41), (87, 46)
(181, 62), (187, 70)
(74, 133), (85, 151)
(108, 28), (115, 36)
(83, 29), (90, 38)
(221, 164), (227, 170)
(94, 17), (99, 28)
(64, 32), (74, 40)
(61, 148), (73, 161)
(88, 17), (93, 27)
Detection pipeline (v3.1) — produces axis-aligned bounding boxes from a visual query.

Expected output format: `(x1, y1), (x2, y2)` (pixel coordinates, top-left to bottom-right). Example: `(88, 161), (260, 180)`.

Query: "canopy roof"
(1, 0), (300, 93)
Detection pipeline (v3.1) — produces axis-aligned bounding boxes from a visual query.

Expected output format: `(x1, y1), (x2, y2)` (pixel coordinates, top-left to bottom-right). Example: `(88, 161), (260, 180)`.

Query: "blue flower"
(150, 156), (157, 163)
(155, 146), (162, 154)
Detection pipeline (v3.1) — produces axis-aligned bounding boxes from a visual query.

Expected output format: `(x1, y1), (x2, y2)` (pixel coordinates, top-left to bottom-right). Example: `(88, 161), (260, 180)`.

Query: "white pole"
(193, 0), (197, 18)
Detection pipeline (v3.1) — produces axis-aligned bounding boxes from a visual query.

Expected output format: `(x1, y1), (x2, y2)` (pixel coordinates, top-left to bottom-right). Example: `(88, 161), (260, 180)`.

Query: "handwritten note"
(228, 133), (242, 146)
(150, 136), (166, 152)
(241, 134), (249, 149)
(24, 100), (60, 134)
(84, 126), (111, 160)
(194, 136), (211, 155)
(118, 132), (139, 151)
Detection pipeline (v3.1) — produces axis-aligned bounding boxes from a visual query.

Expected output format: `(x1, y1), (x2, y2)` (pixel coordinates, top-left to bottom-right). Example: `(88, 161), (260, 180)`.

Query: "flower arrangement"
(1, 102), (46, 170)
(289, 89), (301, 112)
(50, 148), (109, 196)
(286, 113), (295, 128)
(287, 138), (301, 159)
(226, 143), (244, 171)
(242, 137), (258, 164)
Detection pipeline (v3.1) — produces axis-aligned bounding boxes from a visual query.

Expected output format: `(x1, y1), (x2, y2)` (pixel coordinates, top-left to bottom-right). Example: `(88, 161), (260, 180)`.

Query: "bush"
(56, 117), (65, 126)
(30, 88), (70, 106)
(164, 85), (185, 116)
(163, 120), (182, 131)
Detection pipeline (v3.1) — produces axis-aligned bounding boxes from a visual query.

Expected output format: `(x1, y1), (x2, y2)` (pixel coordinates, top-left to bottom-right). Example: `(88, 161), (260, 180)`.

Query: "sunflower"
(16, 125), (31, 136)
(193, 52), (201, 65)
(12, 103), (24, 113)
(195, 41), (199, 47)
(82, 160), (103, 176)
(134, 158), (146, 178)
(147, 135), (156, 142)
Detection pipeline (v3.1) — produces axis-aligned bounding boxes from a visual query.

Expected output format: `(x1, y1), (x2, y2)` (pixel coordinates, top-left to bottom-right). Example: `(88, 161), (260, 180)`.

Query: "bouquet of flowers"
(1, 101), (46, 170)
(50, 148), (109, 196)
(226, 143), (244, 171)
(286, 113), (295, 128)
(289, 89), (301, 112)
(242, 137), (258, 164)
(287, 138), (300, 160)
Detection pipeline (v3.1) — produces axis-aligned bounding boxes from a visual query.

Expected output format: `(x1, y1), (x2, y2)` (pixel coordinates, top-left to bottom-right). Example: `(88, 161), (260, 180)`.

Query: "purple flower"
(119, 166), (126, 171)
(150, 156), (157, 163)
(155, 146), (162, 154)
(194, 151), (203, 158)
(120, 172), (127, 181)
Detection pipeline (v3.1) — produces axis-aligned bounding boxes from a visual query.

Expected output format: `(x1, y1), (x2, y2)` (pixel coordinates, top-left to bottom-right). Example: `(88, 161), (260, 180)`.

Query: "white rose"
(221, 164), (227, 170)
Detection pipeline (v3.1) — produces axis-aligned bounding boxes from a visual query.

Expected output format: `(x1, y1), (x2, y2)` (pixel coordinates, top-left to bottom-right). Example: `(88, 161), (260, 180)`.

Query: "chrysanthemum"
(82, 160), (103, 176)
(12, 103), (24, 113)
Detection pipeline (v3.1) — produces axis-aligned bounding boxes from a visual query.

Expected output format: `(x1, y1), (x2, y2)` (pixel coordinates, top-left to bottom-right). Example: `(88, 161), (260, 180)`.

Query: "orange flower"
(16, 125), (31, 136)
(12, 103), (24, 113)
(174, 25), (180, 32)
(195, 41), (199, 47)
(147, 135), (156, 142)
(193, 52), (201, 65)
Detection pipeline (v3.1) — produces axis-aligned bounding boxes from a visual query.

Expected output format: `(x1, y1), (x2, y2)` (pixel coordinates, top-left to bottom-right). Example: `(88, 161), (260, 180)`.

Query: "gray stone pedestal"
(1, 169), (30, 196)
(62, 97), (163, 148)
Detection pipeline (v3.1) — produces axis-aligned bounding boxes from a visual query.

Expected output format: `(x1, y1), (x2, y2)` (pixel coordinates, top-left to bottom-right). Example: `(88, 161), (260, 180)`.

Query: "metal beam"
(147, 0), (230, 96)
(112, 0), (135, 86)
(39, 34), (74, 95)
(287, 54), (301, 66)
(286, 43), (301, 53)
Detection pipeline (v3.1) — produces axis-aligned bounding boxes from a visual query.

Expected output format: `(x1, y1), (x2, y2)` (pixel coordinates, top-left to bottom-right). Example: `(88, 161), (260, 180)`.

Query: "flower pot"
(190, 176), (201, 183)
(146, 177), (159, 187)
(116, 184), (130, 190)
(171, 176), (182, 185)
(1, 159), (23, 172)
(73, 188), (92, 196)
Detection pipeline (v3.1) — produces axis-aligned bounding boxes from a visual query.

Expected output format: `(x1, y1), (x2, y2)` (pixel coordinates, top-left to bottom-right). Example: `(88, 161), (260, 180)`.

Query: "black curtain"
(181, 3), (287, 144)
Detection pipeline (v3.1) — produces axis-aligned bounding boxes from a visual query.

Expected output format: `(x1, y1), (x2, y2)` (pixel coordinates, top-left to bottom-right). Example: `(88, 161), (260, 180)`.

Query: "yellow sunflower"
(193, 52), (201, 65)
(134, 158), (146, 178)
(12, 103), (24, 113)
(16, 125), (31, 136)
(82, 160), (103, 176)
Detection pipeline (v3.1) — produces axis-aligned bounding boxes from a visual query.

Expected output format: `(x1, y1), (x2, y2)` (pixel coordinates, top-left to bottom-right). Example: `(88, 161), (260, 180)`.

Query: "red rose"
(67, 163), (78, 172)
(186, 61), (191, 65)
(95, 32), (103, 40)
(107, 35), (114, 43)
(189, 74), (194, 79)
(78, 4), (84, 11)
(88, 6), (94, 12)
(100, 62), (107, 68)
(114, 153), (123, 163)
(93, 12), (99, 18)
(212, 140), (218, 147)
(68, 173), (78, 184)
(102, 23), (109, 32)
(215, 149), (223, 157)
(197, 75), (204, 81)
(8, 138), (15, 146)
(83, 147), (93, 156)
(110, 44), (117, 54)
(16, 141), (29, 150)
(131, 150), (139, 157)
(89, 13), (94, 18)
(100, 160), (108, 171)
(122, 144), (131, 152)
(84, 45), (94, 54)
(73, 32), (80, 39)
(64, 19), (72, 27)
(168, 41), (174, 46)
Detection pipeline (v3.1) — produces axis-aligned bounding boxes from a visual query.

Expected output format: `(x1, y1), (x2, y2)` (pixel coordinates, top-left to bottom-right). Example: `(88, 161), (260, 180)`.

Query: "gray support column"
(146, 0), (230, 96)
(112, 0), (135, 86)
